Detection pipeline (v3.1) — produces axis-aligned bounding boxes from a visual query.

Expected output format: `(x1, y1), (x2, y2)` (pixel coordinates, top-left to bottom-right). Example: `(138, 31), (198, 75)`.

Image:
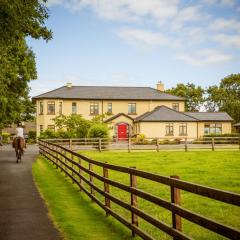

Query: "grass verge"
(32, 156), (133, 240)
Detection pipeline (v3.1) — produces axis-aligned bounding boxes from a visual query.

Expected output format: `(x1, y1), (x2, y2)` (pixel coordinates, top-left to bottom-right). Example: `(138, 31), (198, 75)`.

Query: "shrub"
(39, 129), (58, 139)
(87, 124), (109, 139)
(1, 132), (11, 143)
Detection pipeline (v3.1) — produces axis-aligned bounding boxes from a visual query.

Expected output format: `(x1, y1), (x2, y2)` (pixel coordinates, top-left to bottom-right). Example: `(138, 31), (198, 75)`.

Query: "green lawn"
(33, 151), (240, 240)
(33, 156), (132, 240)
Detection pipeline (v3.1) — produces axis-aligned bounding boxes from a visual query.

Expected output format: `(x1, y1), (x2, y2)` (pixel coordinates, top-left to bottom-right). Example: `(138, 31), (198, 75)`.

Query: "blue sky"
(28, 0), (240, 97)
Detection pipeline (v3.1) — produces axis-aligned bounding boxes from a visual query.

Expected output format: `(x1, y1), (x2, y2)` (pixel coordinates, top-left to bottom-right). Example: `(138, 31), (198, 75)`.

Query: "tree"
(0, 0), (52, 130)
(165, 83), (205, 111)
(53, 115), (93, 138)
(205, 74), (240, 122)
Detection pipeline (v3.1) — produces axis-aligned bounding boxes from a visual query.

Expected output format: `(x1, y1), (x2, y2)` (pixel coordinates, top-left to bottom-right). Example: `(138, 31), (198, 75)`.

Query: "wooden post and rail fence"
(39, 140), (240, 240)
(44, 136), (240, 152)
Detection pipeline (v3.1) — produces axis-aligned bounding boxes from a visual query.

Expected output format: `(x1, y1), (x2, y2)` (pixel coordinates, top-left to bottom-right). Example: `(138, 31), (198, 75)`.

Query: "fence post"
(130, 167), (138, 237)
(99, 138), (102, 152)
(212, 137), (215, 151)
(69, 138), (72, 150)
(185, 138), (188, 152)
(156, 138), (159, 152)
(238, 137), (240, 151)
(170, 175), (182, 237)
(128, 137), (131, 153)
(89, 163), (94, 198)
(103, 163), (111, 216)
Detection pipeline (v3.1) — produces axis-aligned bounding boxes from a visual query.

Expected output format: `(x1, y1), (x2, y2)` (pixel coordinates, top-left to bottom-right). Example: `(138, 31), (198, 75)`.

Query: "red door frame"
(117, 123), (128, 140)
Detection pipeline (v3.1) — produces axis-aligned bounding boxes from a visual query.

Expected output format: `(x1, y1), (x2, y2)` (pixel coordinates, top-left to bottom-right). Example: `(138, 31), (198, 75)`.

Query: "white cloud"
(209, 18), (240, 32)
(118, 28), (179, 48)
(202, 0), (236, 7)
(213, 33), (240, 47)
(176, 49), (233, 66)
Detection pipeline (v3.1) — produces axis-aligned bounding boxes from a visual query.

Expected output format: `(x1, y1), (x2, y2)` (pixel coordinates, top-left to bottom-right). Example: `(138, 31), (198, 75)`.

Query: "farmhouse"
(32, 82), (233, 139)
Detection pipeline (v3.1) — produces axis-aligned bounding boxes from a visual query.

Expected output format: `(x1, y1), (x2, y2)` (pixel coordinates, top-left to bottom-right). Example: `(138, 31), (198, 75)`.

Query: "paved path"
(0, 145), (61, 240)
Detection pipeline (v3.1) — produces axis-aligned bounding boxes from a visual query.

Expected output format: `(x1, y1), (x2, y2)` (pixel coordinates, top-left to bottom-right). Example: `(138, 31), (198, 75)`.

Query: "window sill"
(38, 113), (44, 115)
(128, 113), (137, 115)
(47, 113), (56, 115)
(179, 134), (188, 136)
(165, 134), (174, 136)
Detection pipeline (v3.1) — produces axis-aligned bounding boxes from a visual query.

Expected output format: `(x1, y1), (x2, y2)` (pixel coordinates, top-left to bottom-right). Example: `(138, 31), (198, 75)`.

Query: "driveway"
(0, 144), (61, 240)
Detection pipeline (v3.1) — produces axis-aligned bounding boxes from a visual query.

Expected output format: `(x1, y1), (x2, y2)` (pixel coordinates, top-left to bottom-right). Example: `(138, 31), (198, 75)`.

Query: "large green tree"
(166, 83), (205, 111)
(205, 74), (240, 123)
(0, 0), (52, 130)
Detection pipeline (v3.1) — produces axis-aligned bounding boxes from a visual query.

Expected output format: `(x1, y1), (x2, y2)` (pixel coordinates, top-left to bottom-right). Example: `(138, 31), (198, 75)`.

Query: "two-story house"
(32, 82), (233, 139)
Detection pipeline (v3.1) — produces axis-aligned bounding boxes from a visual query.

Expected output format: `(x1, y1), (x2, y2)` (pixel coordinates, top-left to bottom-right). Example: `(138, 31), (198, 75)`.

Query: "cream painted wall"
(35, 99), (184, 136)
(138, 122), (198, 139)
(197, 122), (232, 137)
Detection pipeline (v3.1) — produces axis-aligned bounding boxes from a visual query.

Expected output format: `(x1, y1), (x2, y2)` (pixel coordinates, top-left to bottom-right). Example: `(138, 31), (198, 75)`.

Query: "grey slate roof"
(135, 106), (197, 122)
(135, 106), (233, 122)
(32, 86), (185, 101)
(184, 112), (233, 122)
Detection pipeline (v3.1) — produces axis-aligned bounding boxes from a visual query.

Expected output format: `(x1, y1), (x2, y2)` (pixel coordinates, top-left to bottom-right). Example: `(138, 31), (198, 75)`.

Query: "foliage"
(205, 74), (240, 123)
(166, 83), (205, 111)
(40, 129), (57, 139)
(28, 130), (36, 141)
(1, 132), (11, 143)
(0, 0), (51, 130)
(53, 114), (92, 138)
(87, 124), (109, 139)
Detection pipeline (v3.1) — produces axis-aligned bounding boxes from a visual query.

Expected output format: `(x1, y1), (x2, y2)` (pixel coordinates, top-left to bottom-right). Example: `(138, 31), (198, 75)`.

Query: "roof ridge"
(149, 87), (185, 100)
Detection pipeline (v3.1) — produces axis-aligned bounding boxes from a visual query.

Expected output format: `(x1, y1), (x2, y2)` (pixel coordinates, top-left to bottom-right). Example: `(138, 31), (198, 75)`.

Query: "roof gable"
(105, 113), (134, 123)
(32, 86), (185, 101)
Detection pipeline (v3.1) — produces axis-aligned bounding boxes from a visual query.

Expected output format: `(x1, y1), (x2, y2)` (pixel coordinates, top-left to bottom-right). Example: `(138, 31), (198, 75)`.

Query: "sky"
(28, 0), (240, 97)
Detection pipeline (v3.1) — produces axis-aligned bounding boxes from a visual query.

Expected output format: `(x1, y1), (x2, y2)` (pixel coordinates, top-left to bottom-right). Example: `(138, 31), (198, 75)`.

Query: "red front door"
(118, 124), (128, 140)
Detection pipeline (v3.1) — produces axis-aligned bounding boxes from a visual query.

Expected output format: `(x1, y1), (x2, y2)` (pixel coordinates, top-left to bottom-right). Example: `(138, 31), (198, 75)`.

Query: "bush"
(39, 129), (58, 139)
(28, 131), (36, 143)
(87, 124), (109, 139)
(1, 132), (11, 143)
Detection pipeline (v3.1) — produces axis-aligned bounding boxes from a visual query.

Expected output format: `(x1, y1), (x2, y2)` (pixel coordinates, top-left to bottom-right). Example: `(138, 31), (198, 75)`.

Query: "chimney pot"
(156, 81), (164, 91)
(66, 82), (72, 88)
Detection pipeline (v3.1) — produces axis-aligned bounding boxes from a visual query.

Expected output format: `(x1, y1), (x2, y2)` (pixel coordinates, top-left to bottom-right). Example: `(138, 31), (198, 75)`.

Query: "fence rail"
(41, 137), (240, 152)
(39, 140), (240, 240)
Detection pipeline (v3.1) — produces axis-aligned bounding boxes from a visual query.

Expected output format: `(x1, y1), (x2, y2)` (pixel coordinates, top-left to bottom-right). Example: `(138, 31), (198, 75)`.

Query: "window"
(40, 125), (43, 133)
(204, 123), (222, 135)
(166, 123), (174, 136)
(107, 103), (112, 114)
(179, 123), (187, 136)
(172, 103), (179, 111)
(90, 103), (99, 115)
(128, 103), (136, 114)
(47, 101), (55, 114)
(39, 102), (44, 114)
(47, 125), (55, 131)
(59, 102), (62, 114)
(72, 102), (77, 114)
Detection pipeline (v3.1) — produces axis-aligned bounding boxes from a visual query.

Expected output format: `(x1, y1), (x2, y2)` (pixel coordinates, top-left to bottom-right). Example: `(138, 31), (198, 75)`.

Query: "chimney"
(156, 81), (164, 91)
(66, 82), (72, 88)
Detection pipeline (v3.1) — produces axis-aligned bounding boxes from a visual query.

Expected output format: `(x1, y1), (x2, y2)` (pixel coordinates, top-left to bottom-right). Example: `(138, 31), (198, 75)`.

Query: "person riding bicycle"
(13, 123), (26, 150)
